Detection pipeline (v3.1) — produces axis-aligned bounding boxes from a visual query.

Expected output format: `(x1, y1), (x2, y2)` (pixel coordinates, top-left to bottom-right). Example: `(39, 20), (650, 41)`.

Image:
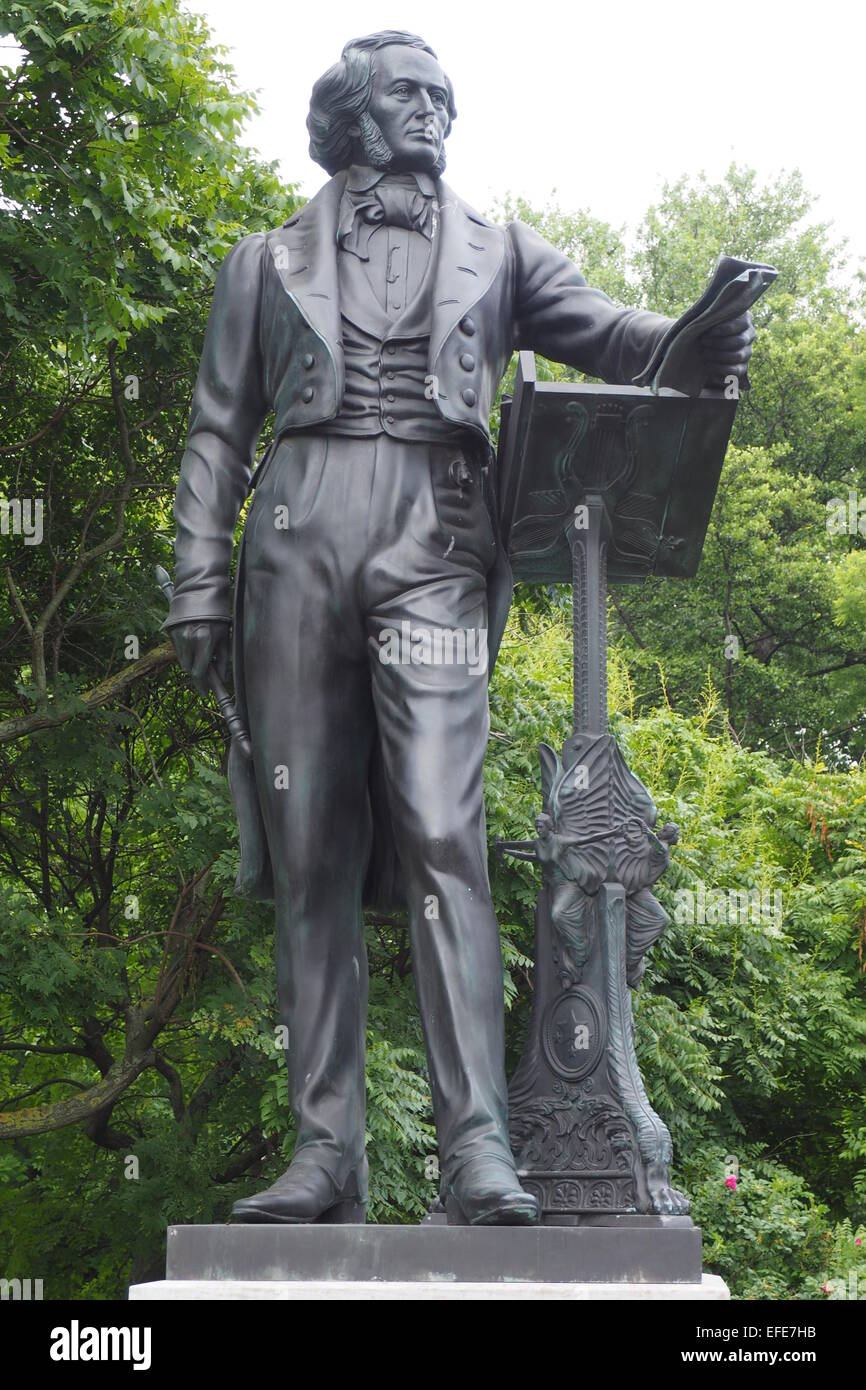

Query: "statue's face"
(364, 45), (450, 172)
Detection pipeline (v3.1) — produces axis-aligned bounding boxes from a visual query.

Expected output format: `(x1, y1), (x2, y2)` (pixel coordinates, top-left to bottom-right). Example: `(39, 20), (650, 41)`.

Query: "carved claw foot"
(646, 1160), (691, 1214)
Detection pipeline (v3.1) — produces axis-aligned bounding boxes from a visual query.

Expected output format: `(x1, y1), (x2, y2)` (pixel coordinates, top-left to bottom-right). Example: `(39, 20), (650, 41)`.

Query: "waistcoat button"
(301, 385), (314, 403)
(462, 388), (477, 407)
(302, 353), (315, 369)
(460, 353), (475, 371)
(459, 316), (476, 336)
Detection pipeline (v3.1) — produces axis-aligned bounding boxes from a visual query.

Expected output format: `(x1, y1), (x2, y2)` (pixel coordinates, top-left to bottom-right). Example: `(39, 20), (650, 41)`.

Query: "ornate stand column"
(500, 481), (688, 1217)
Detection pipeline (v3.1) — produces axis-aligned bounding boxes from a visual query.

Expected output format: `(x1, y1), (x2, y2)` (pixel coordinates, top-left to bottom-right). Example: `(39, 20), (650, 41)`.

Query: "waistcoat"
(318, 227), (468, 445)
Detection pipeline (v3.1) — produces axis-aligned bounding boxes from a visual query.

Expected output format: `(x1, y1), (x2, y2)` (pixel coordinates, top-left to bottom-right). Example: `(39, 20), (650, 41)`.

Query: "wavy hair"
(307, 31), (456, 176)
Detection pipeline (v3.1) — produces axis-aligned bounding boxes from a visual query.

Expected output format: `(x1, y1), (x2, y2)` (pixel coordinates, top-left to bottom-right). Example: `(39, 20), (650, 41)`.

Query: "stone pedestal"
(130, 1274), (729, 1300)
(128, 1219), (729, 1299)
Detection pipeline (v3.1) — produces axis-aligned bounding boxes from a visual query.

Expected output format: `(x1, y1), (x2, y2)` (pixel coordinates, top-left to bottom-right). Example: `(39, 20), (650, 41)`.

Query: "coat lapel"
(429, 180), (504, 368)
(268, 173), (347, 359)
(267, 173), (504, 381)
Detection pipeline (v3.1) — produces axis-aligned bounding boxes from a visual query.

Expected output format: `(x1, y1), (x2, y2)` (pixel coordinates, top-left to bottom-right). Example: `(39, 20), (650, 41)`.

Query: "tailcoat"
(165, 171), (673, 909)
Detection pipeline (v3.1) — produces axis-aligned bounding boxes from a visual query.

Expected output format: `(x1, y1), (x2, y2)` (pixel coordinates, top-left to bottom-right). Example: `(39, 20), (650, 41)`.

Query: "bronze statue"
(164, 31), (755, 1225)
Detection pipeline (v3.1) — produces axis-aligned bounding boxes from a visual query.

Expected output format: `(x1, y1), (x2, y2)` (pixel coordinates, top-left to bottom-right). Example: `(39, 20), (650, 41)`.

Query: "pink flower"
(821, 1282), (831, 1295)
(724, 1175), (737, 1191)
(856, 1237), (862, 1246)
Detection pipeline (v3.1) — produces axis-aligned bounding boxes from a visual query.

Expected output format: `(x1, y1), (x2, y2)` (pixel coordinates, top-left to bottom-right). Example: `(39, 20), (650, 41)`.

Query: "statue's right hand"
(169, 621), (230, 697)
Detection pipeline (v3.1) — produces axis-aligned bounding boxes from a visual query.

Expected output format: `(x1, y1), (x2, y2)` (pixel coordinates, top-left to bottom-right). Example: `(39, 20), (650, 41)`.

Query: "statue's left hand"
(695, 310), (756, 389)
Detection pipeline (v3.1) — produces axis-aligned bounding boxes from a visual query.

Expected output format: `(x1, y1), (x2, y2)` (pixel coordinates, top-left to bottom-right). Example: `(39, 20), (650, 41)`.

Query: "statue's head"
(308, 31), (456, 177)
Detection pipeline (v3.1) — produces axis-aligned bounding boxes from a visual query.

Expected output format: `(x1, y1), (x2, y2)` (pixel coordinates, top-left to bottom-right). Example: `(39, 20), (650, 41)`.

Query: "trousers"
(240, 430), (514, 1186)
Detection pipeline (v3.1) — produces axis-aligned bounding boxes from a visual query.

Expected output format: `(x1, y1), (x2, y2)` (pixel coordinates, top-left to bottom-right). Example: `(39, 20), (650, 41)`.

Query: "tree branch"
(0, 640), (176, 744)
(0, 1050), (155, 1140)
(0, 889), (225, 1140)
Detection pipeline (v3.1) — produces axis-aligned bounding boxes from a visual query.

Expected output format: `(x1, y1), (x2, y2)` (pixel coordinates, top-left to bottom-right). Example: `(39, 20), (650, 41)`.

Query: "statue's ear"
(538, 743), (559, 808)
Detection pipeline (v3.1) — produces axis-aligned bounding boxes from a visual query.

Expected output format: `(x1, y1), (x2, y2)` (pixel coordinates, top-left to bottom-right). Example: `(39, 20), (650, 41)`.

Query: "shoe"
(443, 1154), (540, 1226)
(230, 1155), (368, 1225)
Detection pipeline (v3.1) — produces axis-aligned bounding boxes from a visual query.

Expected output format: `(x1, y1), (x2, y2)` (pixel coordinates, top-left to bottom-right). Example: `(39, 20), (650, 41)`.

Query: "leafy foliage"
(0, 0), (863, 1302)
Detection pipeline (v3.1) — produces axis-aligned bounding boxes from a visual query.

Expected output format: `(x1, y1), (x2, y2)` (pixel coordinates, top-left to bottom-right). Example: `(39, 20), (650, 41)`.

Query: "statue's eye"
(431, 91), (446, 107)
(393, 84), (410, 98)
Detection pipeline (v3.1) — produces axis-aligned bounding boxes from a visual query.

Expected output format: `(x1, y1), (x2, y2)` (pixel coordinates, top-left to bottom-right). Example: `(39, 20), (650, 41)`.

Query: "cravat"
(338, 178), (437, 260)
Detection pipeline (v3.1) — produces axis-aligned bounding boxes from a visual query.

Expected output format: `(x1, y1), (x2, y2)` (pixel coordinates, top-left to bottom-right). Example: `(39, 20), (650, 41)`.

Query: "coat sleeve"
(507, 219), (673, 385)
(163, 232), (270, 630)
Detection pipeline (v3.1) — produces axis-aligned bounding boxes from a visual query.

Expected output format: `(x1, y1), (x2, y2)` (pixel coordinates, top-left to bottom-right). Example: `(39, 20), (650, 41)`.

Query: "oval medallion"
(542, 987), (606, 1081)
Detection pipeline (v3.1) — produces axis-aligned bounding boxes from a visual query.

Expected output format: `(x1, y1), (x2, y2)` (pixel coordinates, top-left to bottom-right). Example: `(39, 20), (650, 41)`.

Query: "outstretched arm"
(507, 220), (754, 388)
(508, 219), (672, 384)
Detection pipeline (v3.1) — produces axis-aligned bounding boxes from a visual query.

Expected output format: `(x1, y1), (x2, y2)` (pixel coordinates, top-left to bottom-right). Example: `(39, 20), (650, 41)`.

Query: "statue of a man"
(164, 30), (754, 1226)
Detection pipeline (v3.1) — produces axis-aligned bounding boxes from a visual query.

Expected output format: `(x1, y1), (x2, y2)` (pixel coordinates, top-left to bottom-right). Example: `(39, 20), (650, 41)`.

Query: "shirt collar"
(344, 164), (438, 198)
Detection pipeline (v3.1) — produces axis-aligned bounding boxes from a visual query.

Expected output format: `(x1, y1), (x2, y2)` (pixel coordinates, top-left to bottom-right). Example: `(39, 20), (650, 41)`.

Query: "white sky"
(184, 0), (866, 271)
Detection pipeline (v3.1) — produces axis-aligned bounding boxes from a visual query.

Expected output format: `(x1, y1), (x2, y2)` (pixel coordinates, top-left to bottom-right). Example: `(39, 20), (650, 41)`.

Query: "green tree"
(1, 2), (864, 1303)
(623, 165), (866, 757)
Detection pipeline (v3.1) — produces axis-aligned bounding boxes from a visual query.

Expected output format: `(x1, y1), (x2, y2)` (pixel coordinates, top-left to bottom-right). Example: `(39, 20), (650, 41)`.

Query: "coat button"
(386, 344), (397, 355)
(386, 392), (396, 403)
(462, 388), (477, 407)
(301, 385), (314, 403)
(459, 316), (476, 336)
(302, 353), (315, 369)
(459, 352), (475, 371)
(386, 414), (395, 424)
